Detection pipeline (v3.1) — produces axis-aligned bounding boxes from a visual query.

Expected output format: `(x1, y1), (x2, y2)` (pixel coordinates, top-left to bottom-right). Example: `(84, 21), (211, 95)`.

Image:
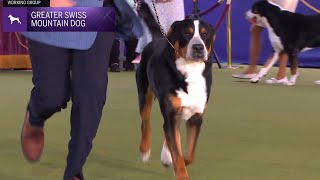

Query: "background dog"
(8, 14), (21, 24)
(136, 3), (215, 180)
(247, 0), (320, 85)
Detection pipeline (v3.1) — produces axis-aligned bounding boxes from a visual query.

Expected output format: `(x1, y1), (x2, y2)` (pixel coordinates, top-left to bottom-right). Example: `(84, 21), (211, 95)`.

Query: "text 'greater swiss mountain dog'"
(136, 3), (215, 180)
(247, 0), (320, 85)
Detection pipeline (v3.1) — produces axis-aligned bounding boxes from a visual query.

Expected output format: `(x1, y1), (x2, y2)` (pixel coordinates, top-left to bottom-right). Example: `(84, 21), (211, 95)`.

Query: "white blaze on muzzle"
(186, 20), (208, 61)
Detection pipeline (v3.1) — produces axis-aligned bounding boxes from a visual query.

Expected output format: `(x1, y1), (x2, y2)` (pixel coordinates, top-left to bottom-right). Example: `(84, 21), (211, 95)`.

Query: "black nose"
(192, 44), (204, 53)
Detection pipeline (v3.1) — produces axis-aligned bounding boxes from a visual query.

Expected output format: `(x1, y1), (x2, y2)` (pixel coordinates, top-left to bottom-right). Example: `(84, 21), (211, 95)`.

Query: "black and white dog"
(247, 0), (320, 85)
(136, 3), (215, 180)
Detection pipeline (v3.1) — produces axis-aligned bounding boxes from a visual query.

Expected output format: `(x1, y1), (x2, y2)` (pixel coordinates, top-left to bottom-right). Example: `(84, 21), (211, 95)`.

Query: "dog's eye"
(184, 32), (192, 37)
(202, 33), (208, 37)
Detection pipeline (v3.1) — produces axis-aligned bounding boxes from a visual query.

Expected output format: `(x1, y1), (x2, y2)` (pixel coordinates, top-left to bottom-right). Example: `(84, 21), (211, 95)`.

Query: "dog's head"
(167, 19), (215, 62)
(245, 0), (283, 26)
(8, 14), (12, 18)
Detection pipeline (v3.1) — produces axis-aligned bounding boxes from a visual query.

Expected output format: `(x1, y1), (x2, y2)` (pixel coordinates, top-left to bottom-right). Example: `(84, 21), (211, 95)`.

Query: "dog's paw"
(161, 144), (172, 167)
(250, 76), (261, 83)
(140, 150), (151, 162)
(287, 74), (298, 86)
(285, 81), (296, 86)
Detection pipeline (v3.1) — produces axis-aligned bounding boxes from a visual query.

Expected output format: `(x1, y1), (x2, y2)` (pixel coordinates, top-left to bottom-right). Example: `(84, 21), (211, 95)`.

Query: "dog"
(136, 3), (215, 180)
(8, 14), (22, 24)
(246, 0), (320, 85)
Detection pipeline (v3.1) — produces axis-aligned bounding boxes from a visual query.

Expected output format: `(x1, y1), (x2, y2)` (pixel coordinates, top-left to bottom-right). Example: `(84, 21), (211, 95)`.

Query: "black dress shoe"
(110, 63), (121, 72)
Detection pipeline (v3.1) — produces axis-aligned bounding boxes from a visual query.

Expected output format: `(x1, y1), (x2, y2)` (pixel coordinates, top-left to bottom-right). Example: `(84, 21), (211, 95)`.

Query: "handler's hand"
(50, 0), (76, 7)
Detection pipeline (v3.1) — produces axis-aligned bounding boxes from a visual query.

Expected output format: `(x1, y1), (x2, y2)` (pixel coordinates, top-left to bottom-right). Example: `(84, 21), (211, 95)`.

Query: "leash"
(300, 0), (320, 14)
(151, 0), (179, 55)
(15, 33), (29, 50)
(133, 0), (141, 11)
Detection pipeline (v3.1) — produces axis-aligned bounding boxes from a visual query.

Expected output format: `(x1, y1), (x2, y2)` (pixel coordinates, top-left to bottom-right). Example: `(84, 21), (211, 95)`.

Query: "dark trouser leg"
(27, 39), (71, 127)
(109, 39), (120, 66)
(63, 32), (115, 180)
(124, 39), (138, 70)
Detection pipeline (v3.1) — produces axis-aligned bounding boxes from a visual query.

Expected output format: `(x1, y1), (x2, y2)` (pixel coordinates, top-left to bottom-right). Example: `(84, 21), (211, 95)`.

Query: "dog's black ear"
(209, 24), (216, 41)
(167, 21), (182, 44)
(207, 24), (216, 47)
(207, 24), (216, 55)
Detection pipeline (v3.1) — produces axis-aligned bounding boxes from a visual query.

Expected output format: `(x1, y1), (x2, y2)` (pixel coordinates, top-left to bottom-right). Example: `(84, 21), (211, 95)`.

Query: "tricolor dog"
(136, 3), (215, 180)
(247, 0), (320, 85)
(8, 14), (22, 24)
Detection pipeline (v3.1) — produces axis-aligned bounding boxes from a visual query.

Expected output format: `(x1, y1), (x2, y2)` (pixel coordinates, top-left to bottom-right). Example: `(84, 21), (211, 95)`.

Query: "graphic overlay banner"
(3, 7), (28, 32)
(2, 7), (115, 32)
(3, 0), (50, 7)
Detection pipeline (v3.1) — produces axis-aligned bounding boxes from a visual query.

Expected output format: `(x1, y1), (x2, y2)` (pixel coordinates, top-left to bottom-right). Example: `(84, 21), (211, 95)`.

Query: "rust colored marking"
(188, 27), (194, 34)
(174, 41), (188, 60)
(139, 87), (154, 153)
(168, 95), (183, 112)
(200, 27), (207, 34)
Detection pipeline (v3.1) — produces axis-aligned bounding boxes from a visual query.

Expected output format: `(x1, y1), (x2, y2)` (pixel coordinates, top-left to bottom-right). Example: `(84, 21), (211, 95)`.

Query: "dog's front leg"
(163, 115), (188, 180)
(287, 54), (299, 86)
(184, 113), (202, 166)
(250, 52), (280, 83)
(162, 96), (188, 180)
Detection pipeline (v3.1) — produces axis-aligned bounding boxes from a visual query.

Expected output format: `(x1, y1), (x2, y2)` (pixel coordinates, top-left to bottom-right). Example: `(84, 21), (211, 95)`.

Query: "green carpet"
(0, 66), (320, 180)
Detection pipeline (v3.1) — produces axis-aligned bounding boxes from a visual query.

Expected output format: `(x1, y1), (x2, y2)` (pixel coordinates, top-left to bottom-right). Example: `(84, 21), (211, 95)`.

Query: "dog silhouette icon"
(8, 14), (22, 24)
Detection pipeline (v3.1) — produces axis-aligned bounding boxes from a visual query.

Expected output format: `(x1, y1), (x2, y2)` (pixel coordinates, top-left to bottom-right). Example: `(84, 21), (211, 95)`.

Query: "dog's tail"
(137, 2), (163, 39)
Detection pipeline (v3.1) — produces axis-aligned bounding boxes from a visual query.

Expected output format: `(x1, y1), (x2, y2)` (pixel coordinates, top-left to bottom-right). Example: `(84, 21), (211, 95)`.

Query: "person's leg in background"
(124, 39), (138, 71)
(232, 25), (263, 79)
(132, 20), (152, 64)
(63, 32), (114, 180)
(109, 39), (121, 72)
(265, 52), (289, 84)
(21, 39), (72, 162)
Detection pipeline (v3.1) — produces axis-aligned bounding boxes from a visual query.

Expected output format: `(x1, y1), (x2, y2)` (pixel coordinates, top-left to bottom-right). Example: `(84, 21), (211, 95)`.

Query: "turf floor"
(0, 65), (320, 180)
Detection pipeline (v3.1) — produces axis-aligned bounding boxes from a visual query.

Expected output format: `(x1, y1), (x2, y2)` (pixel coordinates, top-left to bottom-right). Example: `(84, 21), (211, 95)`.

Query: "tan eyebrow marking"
(200, 27), (207, 34)
(188, 27), (194, 34)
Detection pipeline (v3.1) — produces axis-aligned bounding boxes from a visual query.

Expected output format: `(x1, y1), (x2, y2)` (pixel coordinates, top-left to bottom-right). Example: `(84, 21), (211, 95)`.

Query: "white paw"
(161, 143), (172, 167)
(288, 74), (298, 85)
(285, 81), (295, 86)
(140, 149), (151, 162)
(250, 76), (261, 83)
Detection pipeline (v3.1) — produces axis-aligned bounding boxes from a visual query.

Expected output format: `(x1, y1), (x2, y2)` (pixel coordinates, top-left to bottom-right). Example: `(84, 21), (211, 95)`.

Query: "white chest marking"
(262, 17), (284, 52)
(175, 58), (207, 121)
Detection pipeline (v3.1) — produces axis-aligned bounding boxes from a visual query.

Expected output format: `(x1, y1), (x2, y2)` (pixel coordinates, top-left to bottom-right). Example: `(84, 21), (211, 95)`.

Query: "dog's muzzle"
(245, 10), (265, 27)
(245, 11), (255, 23)
(191, 44), (205, 60)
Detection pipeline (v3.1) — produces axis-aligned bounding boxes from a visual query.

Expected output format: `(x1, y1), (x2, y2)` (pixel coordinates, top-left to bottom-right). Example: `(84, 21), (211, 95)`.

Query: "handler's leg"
(63, 32), (114, 180)
(21, 39), (71, 162)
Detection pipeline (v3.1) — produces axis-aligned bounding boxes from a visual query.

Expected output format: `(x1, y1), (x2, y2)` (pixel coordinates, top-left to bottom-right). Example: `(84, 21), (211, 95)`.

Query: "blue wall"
(184, 0), (320, 67)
